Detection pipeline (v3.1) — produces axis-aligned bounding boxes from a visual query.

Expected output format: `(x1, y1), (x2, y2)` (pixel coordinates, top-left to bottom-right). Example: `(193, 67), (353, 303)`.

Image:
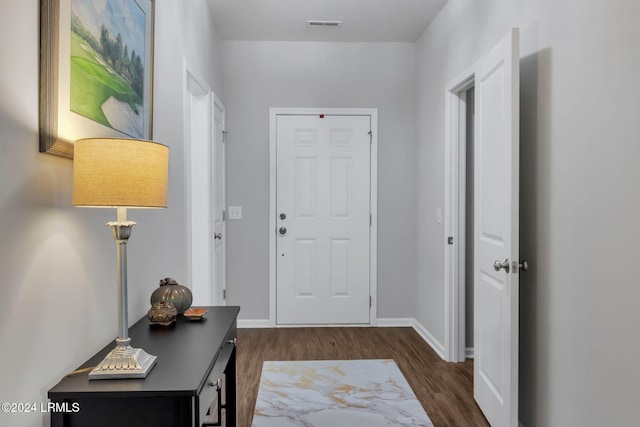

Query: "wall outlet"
(228, 206), (242, 220)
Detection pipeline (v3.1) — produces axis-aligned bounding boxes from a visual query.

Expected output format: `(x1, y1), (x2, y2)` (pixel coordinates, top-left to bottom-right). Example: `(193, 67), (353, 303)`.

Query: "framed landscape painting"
(40, 0), (154, 158)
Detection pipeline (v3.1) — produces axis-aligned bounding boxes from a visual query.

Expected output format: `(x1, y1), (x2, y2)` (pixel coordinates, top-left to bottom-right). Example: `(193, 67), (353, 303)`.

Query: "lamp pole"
(88, 207), (157, 380)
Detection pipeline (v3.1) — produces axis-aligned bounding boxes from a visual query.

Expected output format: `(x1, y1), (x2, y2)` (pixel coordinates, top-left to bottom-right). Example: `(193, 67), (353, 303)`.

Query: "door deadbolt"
(279, 227), (287, 235)
(280, 213), (287, 220)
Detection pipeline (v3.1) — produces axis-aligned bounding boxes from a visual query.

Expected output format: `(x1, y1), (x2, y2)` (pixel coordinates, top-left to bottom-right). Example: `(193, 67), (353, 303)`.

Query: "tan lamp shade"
(73, 138), (169, 208)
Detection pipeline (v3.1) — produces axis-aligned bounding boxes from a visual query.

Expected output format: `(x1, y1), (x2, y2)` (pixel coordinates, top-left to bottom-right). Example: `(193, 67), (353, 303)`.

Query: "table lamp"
(73, 138), (169, 380)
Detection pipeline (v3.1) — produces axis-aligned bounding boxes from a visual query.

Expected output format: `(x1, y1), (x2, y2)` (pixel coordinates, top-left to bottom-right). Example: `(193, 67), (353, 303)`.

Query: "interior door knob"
(279, 227), (287, 235)
(493, 259), (510, 273)
(214, 233), (222, 240)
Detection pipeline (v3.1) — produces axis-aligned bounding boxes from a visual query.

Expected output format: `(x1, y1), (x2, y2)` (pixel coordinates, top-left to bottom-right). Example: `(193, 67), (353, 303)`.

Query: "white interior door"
(474, 28), (520, 427)
(276, 114), (371, 325)
(212, 94), (226, 305)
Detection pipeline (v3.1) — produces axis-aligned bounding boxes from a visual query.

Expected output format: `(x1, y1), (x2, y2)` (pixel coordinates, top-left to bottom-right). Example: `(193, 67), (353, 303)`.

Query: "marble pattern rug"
(251, 359), (434, 426)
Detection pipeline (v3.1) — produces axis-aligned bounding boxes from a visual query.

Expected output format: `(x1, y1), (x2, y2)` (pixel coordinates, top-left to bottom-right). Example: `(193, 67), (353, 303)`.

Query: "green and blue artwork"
(70, 0), (146, 138)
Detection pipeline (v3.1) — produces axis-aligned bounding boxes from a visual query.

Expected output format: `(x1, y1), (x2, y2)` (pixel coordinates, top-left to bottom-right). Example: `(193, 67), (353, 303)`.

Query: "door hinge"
(368, 130), (372, 144)
(448, 236), (454, 245)
(223, 210), (226, 221)
(222, 130), (228, 143)
(370, 214), (372, 226)
(369, 296), (372, 308)
(223, 289), (226, 300)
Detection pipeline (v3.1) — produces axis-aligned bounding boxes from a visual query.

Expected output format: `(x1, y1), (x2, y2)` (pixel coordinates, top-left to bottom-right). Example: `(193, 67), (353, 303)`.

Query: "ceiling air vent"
(306, 20), (343, 27)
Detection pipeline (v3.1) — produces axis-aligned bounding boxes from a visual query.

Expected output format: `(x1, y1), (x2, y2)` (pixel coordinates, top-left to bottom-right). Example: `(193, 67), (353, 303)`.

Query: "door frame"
(183, 59), (226, 306)
(212, 93), (227, 305)
(183, 59), (213, 305)
(268, 108), (378, 327)
(444, 65), (476, 362)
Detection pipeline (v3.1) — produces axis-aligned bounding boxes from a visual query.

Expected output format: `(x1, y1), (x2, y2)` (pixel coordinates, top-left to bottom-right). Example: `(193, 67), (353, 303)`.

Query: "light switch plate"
(228, 206), (242, 220)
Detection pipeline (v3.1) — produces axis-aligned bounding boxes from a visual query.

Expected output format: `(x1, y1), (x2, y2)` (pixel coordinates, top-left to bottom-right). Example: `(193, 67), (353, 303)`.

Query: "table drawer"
(198, 341), (235, 426)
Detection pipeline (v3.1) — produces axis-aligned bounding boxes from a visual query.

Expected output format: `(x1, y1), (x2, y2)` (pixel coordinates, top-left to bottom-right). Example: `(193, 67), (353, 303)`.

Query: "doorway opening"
(464, 87), (475, 359)
(444, 71), (475, 363)
(183, 60), (227, 306)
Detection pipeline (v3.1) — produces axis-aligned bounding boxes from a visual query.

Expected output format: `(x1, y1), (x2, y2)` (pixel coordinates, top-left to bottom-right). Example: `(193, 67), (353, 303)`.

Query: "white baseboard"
(376, 318), (414, 327)
(411, 319), (446, 360)
(239, 318), (416, 328)
(238, 319), (271, 328)
(380, 318), (446, 360)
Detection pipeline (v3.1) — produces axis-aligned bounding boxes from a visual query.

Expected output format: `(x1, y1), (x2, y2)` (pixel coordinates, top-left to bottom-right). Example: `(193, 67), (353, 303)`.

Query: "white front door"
(212, 95), (226, 305)
(474, 28), (520, 427)
(276, 113), (372, 325)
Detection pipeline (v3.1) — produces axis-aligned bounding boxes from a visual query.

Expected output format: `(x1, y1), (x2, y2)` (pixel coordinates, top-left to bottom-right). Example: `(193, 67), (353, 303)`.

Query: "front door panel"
(276, 114), (371, 325)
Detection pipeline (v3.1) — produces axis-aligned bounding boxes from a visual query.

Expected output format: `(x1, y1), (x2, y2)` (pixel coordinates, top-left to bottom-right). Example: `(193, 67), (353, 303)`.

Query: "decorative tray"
(183, 308), (208, 320)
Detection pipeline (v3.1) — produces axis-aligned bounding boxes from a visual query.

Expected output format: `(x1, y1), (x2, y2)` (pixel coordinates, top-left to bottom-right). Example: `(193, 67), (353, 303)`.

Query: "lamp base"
(88, 337), (157, 380)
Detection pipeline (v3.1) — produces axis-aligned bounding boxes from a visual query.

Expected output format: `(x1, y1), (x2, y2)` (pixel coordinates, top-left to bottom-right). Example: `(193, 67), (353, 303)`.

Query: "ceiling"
(206, 0), (448, 42)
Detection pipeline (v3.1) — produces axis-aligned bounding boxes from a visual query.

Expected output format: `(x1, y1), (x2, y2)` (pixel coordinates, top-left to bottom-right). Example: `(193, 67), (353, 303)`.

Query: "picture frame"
(40, 0), (155, 159)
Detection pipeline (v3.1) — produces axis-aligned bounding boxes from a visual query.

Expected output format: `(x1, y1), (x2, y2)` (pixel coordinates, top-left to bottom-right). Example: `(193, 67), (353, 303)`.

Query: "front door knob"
(493, 259), (510, 273)
(279, 227), (287, 235)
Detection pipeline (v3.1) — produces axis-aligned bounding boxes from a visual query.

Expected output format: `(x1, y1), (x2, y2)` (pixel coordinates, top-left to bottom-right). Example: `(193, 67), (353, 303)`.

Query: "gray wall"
(223, 41), (417, 320)
(0, 2), (222, 426)
(415, 0), (640, 425)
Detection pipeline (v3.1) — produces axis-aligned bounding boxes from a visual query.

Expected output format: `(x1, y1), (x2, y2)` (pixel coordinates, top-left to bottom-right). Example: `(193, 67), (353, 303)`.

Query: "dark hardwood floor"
(236, 327), (489, 427)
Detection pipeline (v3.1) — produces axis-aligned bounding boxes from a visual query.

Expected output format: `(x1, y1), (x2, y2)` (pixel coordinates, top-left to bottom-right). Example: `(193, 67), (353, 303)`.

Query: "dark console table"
(48, 306), (240, 427)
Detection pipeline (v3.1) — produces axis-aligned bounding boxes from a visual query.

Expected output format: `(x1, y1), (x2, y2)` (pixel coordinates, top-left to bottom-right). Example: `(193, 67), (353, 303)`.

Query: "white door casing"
(184, 61), (213, 305)
(212, 95), (227, 305)
(474, 28), (520, 427)
(271, 109), (377, 325)
(444, 68), (475, 363)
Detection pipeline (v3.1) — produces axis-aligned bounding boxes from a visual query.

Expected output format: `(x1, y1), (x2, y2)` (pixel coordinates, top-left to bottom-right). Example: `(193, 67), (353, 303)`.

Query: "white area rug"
(252, 359), (434, 427)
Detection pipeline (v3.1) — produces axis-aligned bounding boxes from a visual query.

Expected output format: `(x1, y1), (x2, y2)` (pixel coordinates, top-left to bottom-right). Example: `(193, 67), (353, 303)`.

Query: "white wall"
(0, 1), (222, 426)
(415, 0), (640, 425)
(223, 41), (417, 320)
